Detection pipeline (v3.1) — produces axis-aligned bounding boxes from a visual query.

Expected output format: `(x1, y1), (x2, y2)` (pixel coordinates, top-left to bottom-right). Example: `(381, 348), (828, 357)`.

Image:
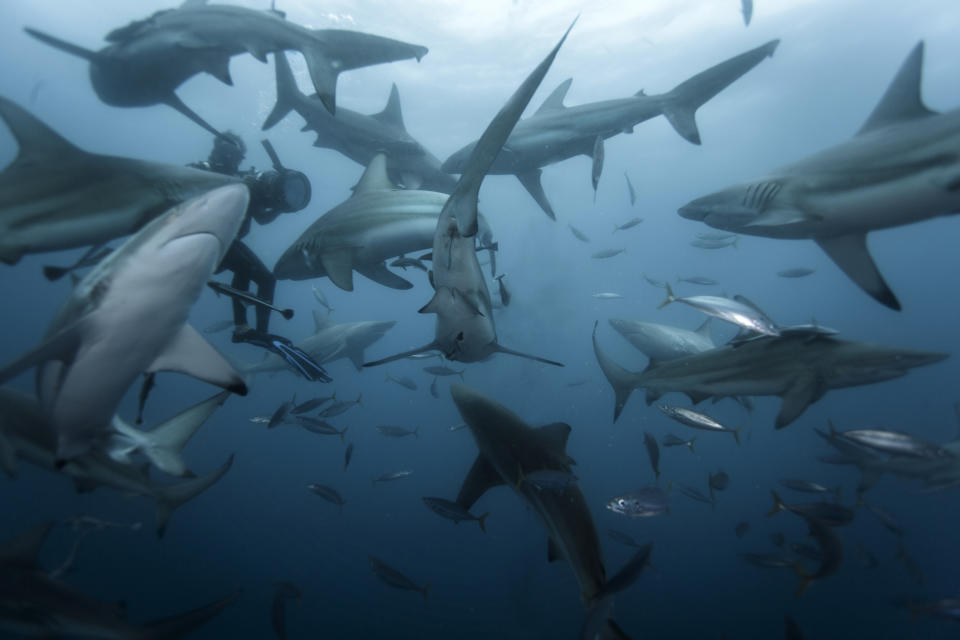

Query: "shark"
(0, 388), (234, 537)
(0, 95), (239, 266)
(0, 185), (250, 462)
(25, 0), (428, 135)
(442, 39), (780, 219)
(362, 21), (574, 367)
(450, 384), (646, 639)
(677, 42), (960, 310)
(608, 317), (714, 361)
(592, 322), (947, 429)
(243, 310), (396, 375)
(263, 51), (457, 194)
(0, 522), (239, 637)
(273, 153), (496, 291)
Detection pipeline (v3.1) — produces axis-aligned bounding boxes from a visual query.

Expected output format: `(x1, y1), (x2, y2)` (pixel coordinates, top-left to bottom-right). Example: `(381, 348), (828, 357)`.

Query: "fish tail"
(356, 393), (363, 406)
(591, 321), (641, 422)
(339, 426), (348, 443)
(421, 584), (430, 601)
(793, 562), (812, 597)
(656, 283), (676, 309)
(477, 512), (489, 534)
(766, 490), (785, 517)
(687, 437), (696, 454)
(155, 455), (234, 538)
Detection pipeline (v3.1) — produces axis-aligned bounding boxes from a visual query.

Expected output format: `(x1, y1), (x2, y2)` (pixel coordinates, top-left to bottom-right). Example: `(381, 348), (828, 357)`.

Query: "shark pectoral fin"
(162, 93), (221, 138)
(0, 319), (85, 387)
(141, 391), (230, 478)
(345, 348), (365, 372)
(776, 375), (825, 429)
(363, 342), (438, 368)
(319, 248), (356, 292)
(686, 391), (710, 405)
(356, 262), (413, 290)
(493, 343), (564, 367)
(515, 170), (556, 220)
(535, 422), (572, 457)
(815, 234), (900, 310)
(661, 102), (701, 145)
(301, 47), (338, 114)
(547, 537), (563, 563)
(456, 454), (505, 511)
(418, 288), (451, 315)
(148, 325), (247, 395)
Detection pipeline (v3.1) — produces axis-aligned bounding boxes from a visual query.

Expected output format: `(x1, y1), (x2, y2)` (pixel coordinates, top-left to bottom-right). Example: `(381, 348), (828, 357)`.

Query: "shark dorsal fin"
(694, 317), (713, 341)
(857, 42), (936, 136)
(456, 454), (505, 511)
(352, 154), (395, 195)
(0, 96), (80, 163)
(0, 522), (52, 568)
(181, 0), (209, 8)
(534, 78), (573, 115)
(372, 84), (406, 130)
(312, 309), (333, 333)
(536, 422), (572, 457)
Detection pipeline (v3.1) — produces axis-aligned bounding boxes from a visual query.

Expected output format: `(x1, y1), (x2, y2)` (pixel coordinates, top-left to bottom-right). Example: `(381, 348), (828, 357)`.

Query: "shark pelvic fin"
(857, 42), (935, 136)
(363, 341), (439, 368)
(373, 83), (406, 130)
(515, 169), (557, 220)
(815, 234), (900, 310)
(456, 454), (505, 511)
(147, 325), (247, 396)
(319, 247), (356, 291)
(356, 261), (413, 290)
(534, 78), (573, 115)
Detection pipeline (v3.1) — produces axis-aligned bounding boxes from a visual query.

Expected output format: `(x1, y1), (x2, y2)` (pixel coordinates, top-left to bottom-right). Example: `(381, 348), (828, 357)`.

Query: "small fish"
(741, 0), (753, 26)
(271, 581), (302, 640)
(207, 280), (294, 320)
(592, 292), (624, 300)
(318, 394), (362, 418)
(766, 491), (855, 527)
(641, 273), (667, 288)
(494, 274), (511, 306)
(390, 255), (428, 272)
(607, 528), (642, 548)
(770, 532), (786, 548)
(697, 232), (738, 241)
(312, 285), (334, 312)
(677, 276), (718, 286)
(624, 172), (636, 206)
(643, 432), (660, 480)
(429, 377), (439, 399)
(568, 224), (590, 243)
(203, 319), (235, 334)
(658, 284), (779, 337)
(864, 504), (905, 538)
(606, 487), (668, 517)
(661, 434), (696, 453)
(406, 351), (442, 360)
(836, 428), (950, 459)
(343, 442), (354, 471)
(565, 379), (589, 387)
(522, 469), (578, 492)
(307, 483), (346, 513)
(779, 479), (841, 501)
(738, 553), (794, 569)
(658, 405), (742, 444)
(422, 497), (488, 532)
(423, 366), (465, 379)
(250, 415), (272, 424)
(376, 425), (419, 439)
(295, 417), (349, 442)
(734, 521), (750, 538)
(368, 556), (430, 600)
(448, 423), (468, 432)
(269, 394), (297, 429)
(691, 237), (738, 250)
(385, 374), (418, 391)
(43, 244), (113, 281)
(591, 135), (604, 200)
(674, 482), (713, 506)
(592, 248), (625, 259)
(613, 217), (643, 232)
(63, 515), (142, 533)
(373, 469), (413, 486)
(708, 471), (730, 500)
(794, 516), (844, 595)
(777, 267), (815, 278)
(291, 393), (338, 415)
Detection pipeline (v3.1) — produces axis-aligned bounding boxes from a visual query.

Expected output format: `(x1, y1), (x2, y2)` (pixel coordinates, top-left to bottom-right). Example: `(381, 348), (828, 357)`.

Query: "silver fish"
(375, 425), (419, 439)
(385, 374), (418, 391)
(658, 283), (779, 336)
(658, 405), (742, 443)
(606, 487), (668, 517)
(592, 248), (625, 259)
(422, 497), (488, 532)
(307, 483), (346, 513)
(373, 469), (413, 486)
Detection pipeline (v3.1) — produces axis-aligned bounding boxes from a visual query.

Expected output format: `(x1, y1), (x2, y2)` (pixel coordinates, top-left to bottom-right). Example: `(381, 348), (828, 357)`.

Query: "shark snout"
(678, 194), (759, 228)
(171, 185), (250, 260)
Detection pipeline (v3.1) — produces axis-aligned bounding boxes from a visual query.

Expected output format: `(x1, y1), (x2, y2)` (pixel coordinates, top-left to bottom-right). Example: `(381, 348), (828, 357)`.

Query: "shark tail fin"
(592, 321), (640, 423)
(660, 39), (780, 145)
(656, 283), (676, 309)
(765, 490), (785, 518)
(477, 512), (489, 534)
(154, 455), (234, 538)
(139, 391), (230, 477)
(263, 51), (301, 130)
(141, 590), (241, 640)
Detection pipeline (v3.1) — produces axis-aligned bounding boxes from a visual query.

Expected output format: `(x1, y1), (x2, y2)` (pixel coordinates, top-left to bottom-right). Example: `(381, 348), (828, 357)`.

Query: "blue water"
(2, 1), (960, 638)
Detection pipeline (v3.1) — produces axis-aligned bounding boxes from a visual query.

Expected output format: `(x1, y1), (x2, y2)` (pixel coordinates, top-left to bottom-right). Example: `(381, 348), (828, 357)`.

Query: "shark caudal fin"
(302, 30), (429, 114)
(154, 455), (234, 538)
(141, 590), (241, 640)
(660, 39), (779, 145)
(263, 51), (303, 130)
(592, 321), (642, 422)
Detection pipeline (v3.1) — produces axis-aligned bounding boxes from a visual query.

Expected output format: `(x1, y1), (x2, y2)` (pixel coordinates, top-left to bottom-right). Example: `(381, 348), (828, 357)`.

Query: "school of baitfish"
(0, 0), (959, 638)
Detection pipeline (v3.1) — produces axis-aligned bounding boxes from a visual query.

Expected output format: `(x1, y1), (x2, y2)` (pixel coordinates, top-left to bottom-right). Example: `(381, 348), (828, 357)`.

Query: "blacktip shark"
(0, 185), (250, 462)
(442, 39), (779, 219)
(244, 310), (396, 375)
(678, 42), (960, 310)
(0, 96), (239, 266)
(264, 51), (456, 194)
(273, 153), (496, 291)
(0, 388), (234, 537)
(25, 0), (428, 135)
(608, 317), (714, 361)
(363, 20), (575, 367)
(449, 384), (647, 639)
(593, 322), (946, 429)
(0, 522), (239, 637)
